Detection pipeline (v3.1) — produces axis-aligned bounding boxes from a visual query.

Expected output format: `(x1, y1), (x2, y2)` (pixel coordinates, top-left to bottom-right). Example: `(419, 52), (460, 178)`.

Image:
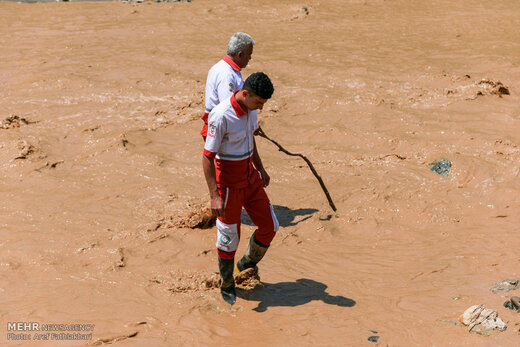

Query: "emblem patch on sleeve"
(208, 124), (217, 138)
(229, 82), (234, 92)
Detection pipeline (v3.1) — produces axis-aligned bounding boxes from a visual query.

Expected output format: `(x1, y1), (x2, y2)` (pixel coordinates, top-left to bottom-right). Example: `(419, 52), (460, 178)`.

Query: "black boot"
(218, 257), (236, 305)
(236, 233), (269, 272)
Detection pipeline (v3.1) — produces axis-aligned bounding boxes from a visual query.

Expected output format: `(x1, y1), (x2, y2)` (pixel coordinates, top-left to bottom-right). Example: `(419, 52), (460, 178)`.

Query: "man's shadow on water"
(241, 205), (319, 227)
(236, 278), (356, 312)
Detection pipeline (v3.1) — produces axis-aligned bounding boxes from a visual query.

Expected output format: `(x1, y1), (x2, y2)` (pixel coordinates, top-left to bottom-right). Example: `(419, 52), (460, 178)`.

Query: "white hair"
(227, 32), (255, 56)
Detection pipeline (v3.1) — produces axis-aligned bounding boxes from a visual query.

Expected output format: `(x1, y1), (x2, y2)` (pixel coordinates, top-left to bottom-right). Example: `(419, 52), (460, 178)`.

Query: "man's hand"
(203, 154), (225, 218)
(259, 168), (270, 187)
(252, 137), (269, 187)
(211, 194), (225, 218)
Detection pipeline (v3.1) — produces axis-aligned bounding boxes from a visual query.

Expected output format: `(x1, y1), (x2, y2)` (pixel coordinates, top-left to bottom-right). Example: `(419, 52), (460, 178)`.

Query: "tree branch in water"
(256, 127), (337, 212)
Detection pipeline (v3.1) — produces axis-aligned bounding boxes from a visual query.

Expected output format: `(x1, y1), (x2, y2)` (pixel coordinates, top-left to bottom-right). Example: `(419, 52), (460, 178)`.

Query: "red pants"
(216, 172), (279, 260)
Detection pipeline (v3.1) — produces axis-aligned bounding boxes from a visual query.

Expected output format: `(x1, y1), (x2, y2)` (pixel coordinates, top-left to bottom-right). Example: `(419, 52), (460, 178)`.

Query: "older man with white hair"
(200, 32), (255, 140)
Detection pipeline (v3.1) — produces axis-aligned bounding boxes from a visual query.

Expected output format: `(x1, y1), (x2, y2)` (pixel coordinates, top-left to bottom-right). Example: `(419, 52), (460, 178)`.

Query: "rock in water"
(490, 278), (520, 292)
(429, 158), (452, 177)
(503, 296), (520, 313)
(459, 305), (507, 335)
(368, 336), (379, 343)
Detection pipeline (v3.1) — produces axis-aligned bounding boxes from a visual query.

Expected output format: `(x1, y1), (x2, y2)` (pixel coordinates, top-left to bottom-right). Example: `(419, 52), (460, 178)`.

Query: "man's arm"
(252, 137), (270, 187)
(202, 154), (225, 217)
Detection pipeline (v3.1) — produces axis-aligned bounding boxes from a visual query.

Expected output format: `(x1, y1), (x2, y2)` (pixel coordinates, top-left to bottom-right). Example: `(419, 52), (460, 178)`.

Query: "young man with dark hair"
(202, 72), (278, 305)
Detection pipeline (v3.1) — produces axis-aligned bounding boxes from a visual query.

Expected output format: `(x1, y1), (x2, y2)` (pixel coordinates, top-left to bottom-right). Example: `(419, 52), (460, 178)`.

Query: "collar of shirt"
(231, 92), (247, 117)
(222, 55), (241, 72)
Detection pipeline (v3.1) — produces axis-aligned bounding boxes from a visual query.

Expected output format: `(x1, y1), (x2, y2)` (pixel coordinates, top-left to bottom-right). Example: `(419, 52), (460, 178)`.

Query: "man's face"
(237, 44), (253, 69)
(243, 91), (267, 111)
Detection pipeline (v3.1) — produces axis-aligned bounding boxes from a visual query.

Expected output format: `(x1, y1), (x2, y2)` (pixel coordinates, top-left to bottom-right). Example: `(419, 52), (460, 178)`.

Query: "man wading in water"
(202, 72), (279, 305)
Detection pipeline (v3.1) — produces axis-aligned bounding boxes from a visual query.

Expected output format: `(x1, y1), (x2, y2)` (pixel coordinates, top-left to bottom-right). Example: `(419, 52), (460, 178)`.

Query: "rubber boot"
(236, 233), (269, 272)
(218, 257), (236, 305)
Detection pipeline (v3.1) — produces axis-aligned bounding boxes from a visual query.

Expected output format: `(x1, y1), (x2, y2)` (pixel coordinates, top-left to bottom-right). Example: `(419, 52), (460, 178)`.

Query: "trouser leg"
(237, 178), (279, 271)
(215, 187), (243, 260)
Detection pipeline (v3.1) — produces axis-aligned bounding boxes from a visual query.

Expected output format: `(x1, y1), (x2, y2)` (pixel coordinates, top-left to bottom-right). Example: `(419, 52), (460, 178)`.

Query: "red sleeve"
(203, 149), (216, 158)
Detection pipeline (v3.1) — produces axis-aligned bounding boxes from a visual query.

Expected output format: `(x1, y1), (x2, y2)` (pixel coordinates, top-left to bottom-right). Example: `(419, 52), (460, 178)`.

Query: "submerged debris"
(478, 79), (510, 97)
(92, 331), (139, 345)
(459, 305), (507, 335)
(429, 158), (452, 177)
(0, 115), (31, 129)
(291, 6), (311, 20)
(14, 141), (36, 160)
(14, 140), (46, 161)
(490, 278), (520, 293)
(368, 336), (379, 343)
(35, 160), (64, 172)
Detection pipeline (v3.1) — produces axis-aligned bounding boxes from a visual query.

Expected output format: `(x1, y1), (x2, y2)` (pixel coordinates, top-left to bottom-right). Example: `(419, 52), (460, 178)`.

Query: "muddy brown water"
(1, 0), (519, 345)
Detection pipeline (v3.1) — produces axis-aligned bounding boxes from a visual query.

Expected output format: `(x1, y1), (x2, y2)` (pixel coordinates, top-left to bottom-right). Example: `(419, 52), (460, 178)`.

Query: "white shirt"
(204, 94), (258, 162)
(204, 56), (244, 114)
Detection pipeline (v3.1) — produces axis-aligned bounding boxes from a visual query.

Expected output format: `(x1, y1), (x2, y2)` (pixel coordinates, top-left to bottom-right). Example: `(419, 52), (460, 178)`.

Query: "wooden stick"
(256, 127), (337, 212)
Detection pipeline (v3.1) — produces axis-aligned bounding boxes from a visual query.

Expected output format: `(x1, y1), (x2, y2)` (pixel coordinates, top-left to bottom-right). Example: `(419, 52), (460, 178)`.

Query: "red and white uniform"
(200, 56), (244, 140)
(204, 93), (279, 260)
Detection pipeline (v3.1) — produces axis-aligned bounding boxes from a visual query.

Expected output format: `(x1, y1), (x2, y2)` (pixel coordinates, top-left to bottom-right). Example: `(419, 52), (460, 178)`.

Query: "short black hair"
(243, 72), (274, 99)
